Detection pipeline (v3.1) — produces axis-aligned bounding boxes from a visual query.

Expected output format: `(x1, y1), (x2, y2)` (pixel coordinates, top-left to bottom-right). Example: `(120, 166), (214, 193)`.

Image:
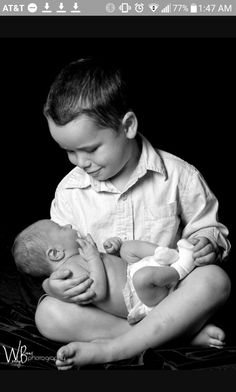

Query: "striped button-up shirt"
(50, 134), (230, 259)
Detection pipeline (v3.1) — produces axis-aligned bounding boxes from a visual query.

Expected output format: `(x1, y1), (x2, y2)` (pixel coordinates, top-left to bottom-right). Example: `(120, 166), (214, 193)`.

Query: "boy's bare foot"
(55, 324), (226, 370)
(190, 324), (226, 349)
(56, 341), (111, 370)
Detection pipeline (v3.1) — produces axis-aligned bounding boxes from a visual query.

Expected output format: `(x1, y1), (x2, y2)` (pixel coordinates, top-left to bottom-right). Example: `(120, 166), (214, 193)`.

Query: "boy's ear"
(46, 247), (65, 262)
(121, 111), (138, 139)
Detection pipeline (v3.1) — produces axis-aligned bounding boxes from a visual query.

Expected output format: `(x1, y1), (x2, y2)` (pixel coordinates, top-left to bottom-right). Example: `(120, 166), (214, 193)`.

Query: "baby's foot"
(190, 324), (226, 349)
(171, 239), (195, 280)
(56, 341), (110, 370)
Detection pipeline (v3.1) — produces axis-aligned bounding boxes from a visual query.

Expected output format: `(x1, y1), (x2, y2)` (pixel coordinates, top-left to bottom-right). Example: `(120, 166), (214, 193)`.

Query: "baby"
(13, 219), (195, 324)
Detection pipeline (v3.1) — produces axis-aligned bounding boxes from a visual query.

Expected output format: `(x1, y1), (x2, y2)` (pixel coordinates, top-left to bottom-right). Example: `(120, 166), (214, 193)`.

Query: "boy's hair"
(12, 221), (52, 278)
(43, 57), (131, 131)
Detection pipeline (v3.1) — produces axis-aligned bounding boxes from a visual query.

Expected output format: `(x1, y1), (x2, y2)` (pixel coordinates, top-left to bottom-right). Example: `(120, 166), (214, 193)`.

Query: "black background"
(0, 16), (235, 383)
(0, 37), (234, 257)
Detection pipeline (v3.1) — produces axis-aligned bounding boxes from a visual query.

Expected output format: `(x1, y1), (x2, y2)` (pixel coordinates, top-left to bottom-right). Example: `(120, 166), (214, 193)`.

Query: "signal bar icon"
(161, 4), (171, 13)
(149, 3), (159, 12)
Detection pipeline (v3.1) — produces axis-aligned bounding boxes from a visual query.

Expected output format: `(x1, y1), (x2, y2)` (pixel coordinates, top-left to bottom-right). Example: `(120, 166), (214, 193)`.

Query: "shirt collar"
(64, 133), (167, 191)
(135, 133), (168, 180)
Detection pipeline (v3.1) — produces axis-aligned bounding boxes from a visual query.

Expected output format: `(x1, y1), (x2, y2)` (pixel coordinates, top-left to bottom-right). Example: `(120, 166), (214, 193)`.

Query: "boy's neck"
(110, 138), (141, 192)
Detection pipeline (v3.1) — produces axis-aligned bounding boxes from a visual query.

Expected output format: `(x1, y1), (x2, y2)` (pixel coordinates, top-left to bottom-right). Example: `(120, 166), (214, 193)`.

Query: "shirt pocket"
(147, 201), (178, 220)
(145, 201), (180, 244)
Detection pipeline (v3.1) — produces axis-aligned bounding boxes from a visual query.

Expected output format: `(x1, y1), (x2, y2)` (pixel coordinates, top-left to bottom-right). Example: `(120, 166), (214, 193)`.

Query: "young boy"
(13, 219), (196, 325)
(35, 57), (231, 368)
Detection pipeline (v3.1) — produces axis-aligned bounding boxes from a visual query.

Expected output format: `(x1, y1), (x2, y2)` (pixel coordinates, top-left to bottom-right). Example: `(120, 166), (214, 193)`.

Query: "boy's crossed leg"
(53, 265), (230, 369)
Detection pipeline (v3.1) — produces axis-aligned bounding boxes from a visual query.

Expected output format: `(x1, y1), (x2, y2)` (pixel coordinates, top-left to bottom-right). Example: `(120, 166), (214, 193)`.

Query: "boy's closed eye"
(64, 146), (99, 154)
(86, 147), (98, 153)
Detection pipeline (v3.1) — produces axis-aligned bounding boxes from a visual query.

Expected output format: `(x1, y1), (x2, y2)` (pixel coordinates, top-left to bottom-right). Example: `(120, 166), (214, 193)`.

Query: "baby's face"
(48, 115), (134, 182)
(46, 221), (79, 252)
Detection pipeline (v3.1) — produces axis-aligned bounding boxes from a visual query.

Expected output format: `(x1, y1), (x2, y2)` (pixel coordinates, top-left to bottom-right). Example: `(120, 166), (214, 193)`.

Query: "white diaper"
(123, 246), (179, 325)
(123, 240), (195, 324)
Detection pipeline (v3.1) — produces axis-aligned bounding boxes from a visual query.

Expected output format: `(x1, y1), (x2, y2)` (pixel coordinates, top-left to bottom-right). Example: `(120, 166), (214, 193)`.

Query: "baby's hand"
(77, 234), (100, 262)
(189, 237), (219, 266)
(103, 237), (123, 254)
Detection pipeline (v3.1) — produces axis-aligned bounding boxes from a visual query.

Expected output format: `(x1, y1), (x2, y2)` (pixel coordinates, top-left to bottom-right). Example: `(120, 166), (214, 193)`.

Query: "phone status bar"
(0, 1), (234, 16)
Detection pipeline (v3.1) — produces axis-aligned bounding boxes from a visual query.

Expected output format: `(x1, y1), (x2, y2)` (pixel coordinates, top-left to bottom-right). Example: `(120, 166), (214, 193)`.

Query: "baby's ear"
(46, 247), (65, 262)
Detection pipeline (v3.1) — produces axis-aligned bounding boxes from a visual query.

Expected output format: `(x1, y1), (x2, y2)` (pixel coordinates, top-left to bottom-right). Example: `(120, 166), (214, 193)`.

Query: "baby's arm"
(77, 235), (107, 303)
(120, 240), (157, 264)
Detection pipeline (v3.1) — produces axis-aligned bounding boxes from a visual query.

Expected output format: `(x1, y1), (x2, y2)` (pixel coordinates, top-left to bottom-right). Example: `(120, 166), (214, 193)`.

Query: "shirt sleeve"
(180, 168), (231, 261)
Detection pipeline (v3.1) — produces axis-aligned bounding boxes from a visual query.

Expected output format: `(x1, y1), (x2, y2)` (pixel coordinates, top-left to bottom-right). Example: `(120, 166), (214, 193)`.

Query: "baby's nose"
(63, 224), (72, 229)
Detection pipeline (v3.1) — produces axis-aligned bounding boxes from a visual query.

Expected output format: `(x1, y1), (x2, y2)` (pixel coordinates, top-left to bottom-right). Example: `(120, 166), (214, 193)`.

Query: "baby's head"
(12, 220), (79, 278)
(44, 57), (138, 182)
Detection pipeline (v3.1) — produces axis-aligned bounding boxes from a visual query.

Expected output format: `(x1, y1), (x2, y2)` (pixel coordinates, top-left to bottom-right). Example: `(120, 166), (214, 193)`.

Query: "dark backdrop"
(0, 38), (235, 336)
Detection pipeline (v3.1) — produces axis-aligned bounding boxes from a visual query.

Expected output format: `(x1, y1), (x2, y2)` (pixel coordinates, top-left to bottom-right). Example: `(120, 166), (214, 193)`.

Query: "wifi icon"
(148, 3), (159, 12)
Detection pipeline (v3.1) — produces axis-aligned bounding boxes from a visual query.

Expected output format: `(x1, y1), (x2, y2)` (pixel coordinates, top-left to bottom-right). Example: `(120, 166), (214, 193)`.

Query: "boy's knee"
(208, 265), (231, 300)
(195, 265), (231, 303)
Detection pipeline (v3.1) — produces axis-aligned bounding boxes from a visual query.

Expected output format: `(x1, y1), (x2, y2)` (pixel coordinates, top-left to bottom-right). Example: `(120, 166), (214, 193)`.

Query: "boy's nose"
(78, 159), (91, 169)
(75, 153), (91, 169)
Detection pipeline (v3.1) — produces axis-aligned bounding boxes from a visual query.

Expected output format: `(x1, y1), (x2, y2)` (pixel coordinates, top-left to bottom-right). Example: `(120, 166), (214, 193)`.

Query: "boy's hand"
(103, 237), (123, 254)
(76, 234), (100, 262)
(189, 237), (219, 266)
(42, 269), (95, 304)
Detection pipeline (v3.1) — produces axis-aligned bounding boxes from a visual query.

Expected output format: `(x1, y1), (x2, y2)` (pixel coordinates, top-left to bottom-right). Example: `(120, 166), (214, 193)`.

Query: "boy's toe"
(209, 338), (225, 348)
(57, 342), (78, 361)
(57, 364), (74, 371)
(56, 358), (73, 367)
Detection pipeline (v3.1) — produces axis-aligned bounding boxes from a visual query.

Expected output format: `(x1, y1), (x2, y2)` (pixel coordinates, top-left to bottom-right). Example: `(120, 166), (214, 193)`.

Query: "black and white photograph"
(0, 18), (235, 375)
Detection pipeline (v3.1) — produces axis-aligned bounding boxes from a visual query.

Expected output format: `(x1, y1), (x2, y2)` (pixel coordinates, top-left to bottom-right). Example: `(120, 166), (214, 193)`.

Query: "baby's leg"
(132, 266), (179, 307)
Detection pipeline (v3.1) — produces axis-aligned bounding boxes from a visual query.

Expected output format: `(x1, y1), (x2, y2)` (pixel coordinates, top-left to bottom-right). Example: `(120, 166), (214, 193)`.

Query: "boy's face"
(48, 115), (137, 183)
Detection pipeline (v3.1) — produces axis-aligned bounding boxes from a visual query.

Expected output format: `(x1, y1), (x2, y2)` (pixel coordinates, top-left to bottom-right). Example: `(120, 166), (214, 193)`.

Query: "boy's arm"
(120, 240), (157, 265)
(77, 235), (107, 303)
(181, 170), (231, 264)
